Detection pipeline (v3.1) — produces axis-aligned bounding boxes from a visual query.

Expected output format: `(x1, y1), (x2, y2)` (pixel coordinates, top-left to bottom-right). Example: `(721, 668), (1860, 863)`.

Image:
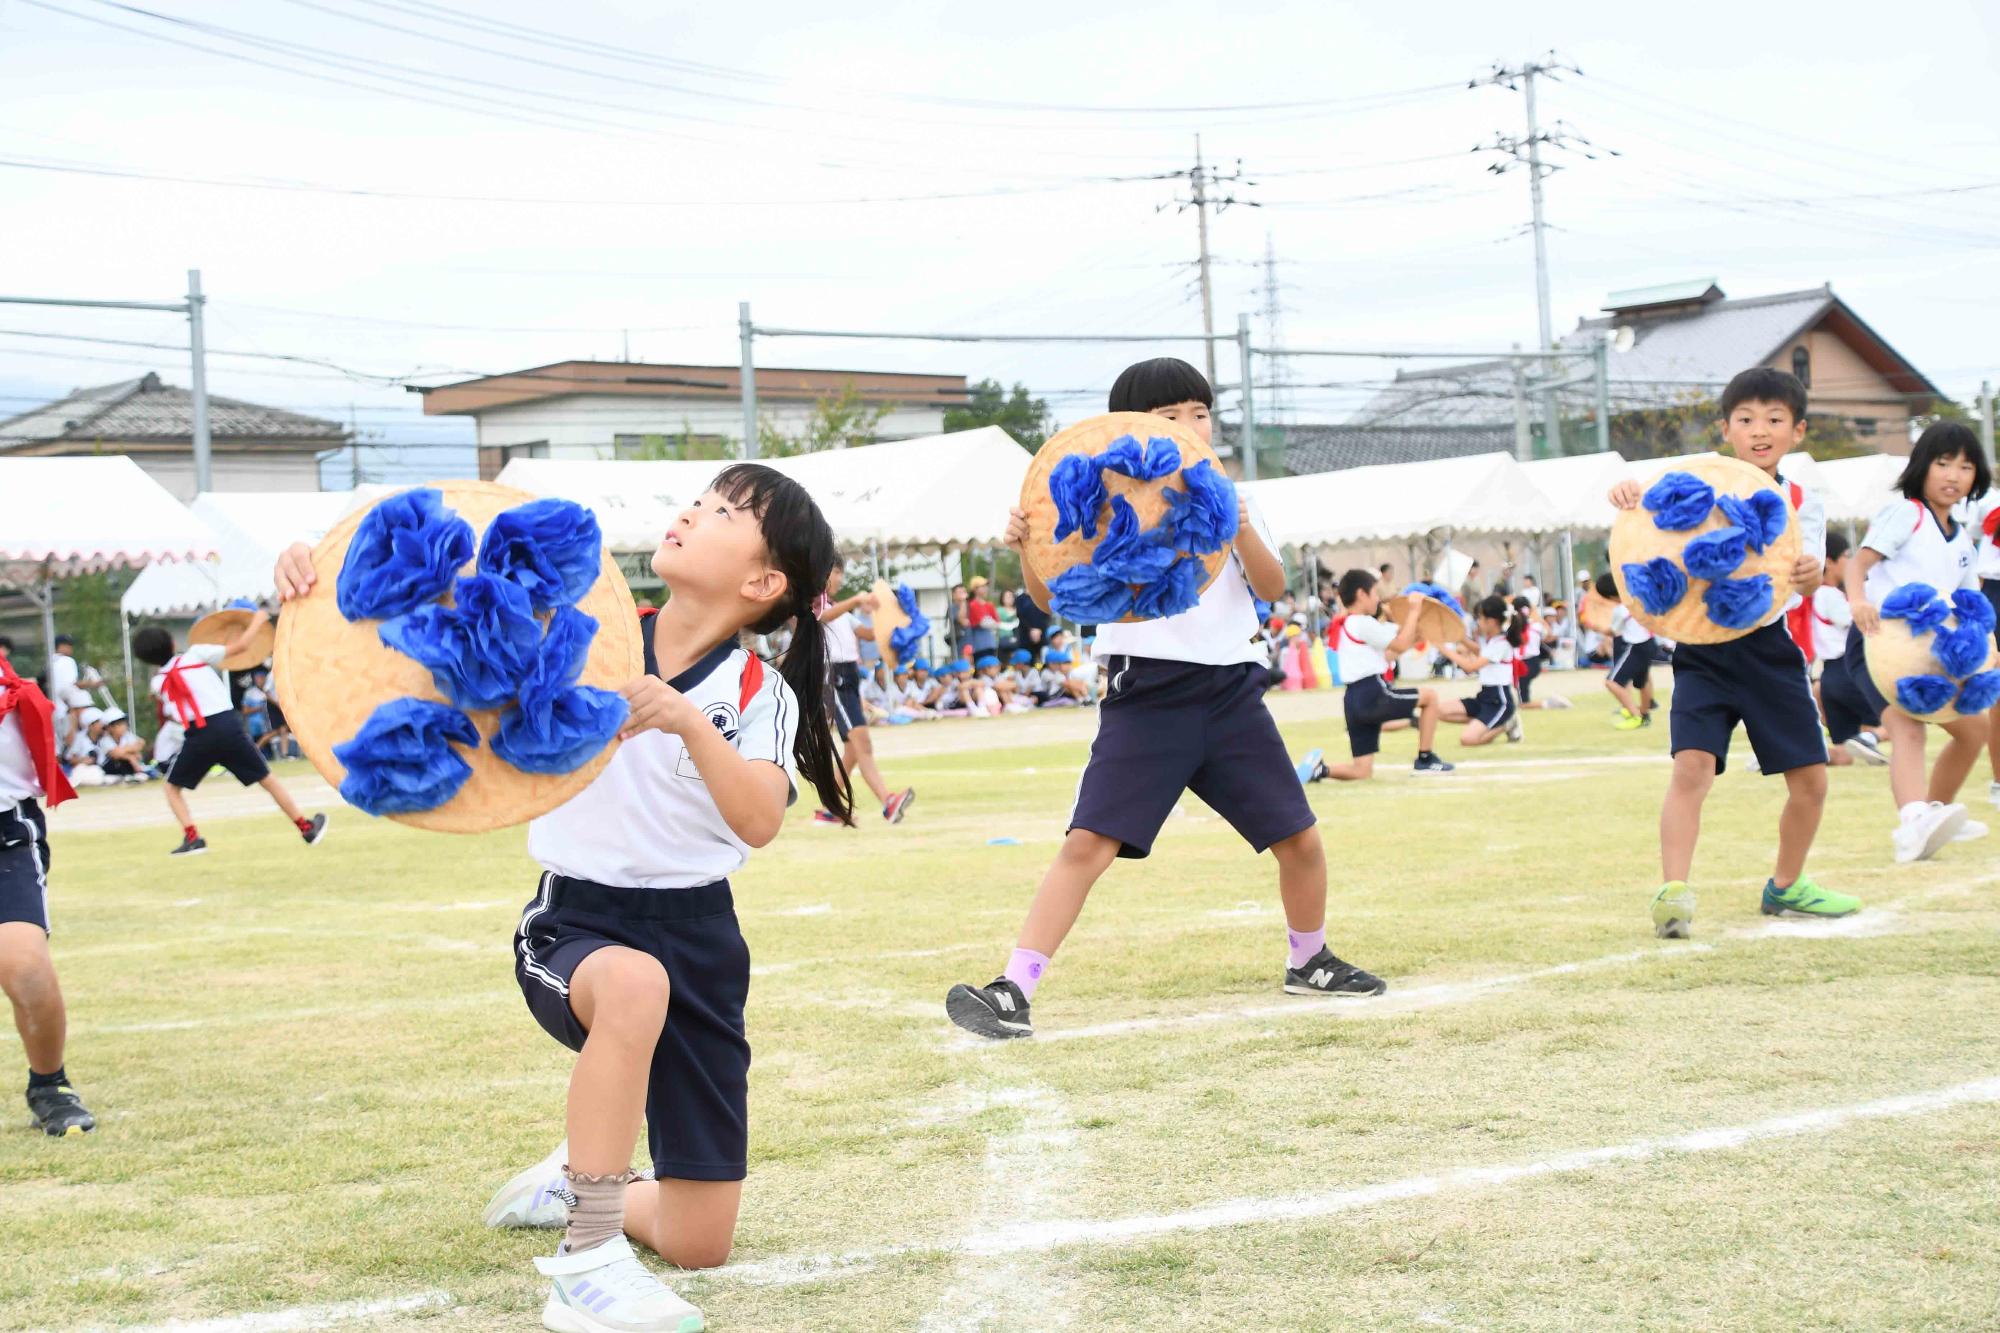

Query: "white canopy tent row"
(0, 456), (221, 717)
(121, 490), (357, 617)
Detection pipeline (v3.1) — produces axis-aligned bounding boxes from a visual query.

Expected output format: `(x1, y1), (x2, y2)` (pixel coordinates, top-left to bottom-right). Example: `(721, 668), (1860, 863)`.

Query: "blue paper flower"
(1091, 497), (1179, 585)
(379, 573), (542, 710)
(1049, 453), (1108, 543)
(1952, 588), (1997, 637)
(1955, 670), (2000, 714)
(1161, 460), (1239, 555)
(1934, 623), (1990, 679)
(336, 487), (475, 621)
(1682, 526), (1750, 582)
(1642, 471), (1718, 531)
(1046, 563), (1136, 623)
(1402, 581), (1466, 616)
(1621, 559), (1688, 615)
(1703, 574), (1772, 630)
(890, 583), (931, 661)
(1098, 433), (1182, 481)
(334, 698), (480, 815)
(1896, 673), (1958, 716)
(490, 605), (628, 774)
(1715, 491), (1789, 553)
(1881, 584), (1950, 635)
(477, 498), (603, 610)
(1130, 555), (1206, 620)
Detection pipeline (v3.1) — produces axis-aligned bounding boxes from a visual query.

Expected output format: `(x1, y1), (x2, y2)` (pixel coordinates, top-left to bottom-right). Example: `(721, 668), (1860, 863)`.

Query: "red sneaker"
(883, 788), (915, 824)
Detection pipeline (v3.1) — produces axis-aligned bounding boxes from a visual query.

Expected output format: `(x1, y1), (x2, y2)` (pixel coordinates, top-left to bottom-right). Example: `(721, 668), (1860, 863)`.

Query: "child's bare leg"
(565, 948), (669, 1177)
(1929, 713), (1988, 804)
(1987, 699), (2000, 779)
(843, 728), (892, 806)
(1883, 708), (1929, 809)
(1435, 695), (1469, 723)
(257, 774), (307, 824)
(1320, 753), (1376, 781)
(623, 1178), (742, 1270)
(164, 784), (194, 829)
(1640, 679), (1656, 714)
(1016, 829), (1122, 956)
(0, 923), (66, 1074)
(1605, 677), (1639, 715)
(1660, 750), (1717, 882)
(1417, 691), (1442, 751)
(1460, 722), (1495, 747)
(1773, 763), (1827, 887)
(1269, 826), (1325, 936)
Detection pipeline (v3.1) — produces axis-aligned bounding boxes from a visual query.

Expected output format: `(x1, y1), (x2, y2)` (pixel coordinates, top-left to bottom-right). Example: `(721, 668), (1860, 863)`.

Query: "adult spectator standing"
(996, 589), (1021, 656)
(1458, 562), (1484, 612)
(1378, 562), (1394, 587)
(949, 584), (972, 661)
(966, 577), (1001, 657)
(1520, 574), (1544, 610)
(1014, 586), (1052, 662)
(45, 635), (92, 753)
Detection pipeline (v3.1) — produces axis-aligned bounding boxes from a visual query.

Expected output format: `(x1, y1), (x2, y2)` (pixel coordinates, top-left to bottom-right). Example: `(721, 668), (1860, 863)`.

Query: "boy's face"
(1824, 553), (1846, 583)
(1348, 583), (1381, 616)
(1148, 399), (1213, 446)
(1720, 398), (1806, 473)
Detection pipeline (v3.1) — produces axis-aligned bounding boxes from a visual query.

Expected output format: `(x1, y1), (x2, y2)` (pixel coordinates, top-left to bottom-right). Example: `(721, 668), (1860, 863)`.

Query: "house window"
(505, 440), (550, 463)
(613, 433), (729, 461)
(1853, 417), (1878, 436)
(479, 439), (549, 481)
(1791, 345), (1811, 387)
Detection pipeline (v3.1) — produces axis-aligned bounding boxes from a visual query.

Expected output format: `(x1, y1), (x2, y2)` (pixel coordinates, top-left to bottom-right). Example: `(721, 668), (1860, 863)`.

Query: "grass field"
(6, 669), (2000, 1332)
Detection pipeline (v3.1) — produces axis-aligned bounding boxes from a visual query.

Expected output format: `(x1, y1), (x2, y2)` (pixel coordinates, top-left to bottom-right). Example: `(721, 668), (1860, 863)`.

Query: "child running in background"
(1433, 595), (1526, 746)
(1608, 367), (1847, 938)
(1600, 572), (1658, 731)
(1825, 421), (1991, 861)
(947, 357), (1384, 1040)
(1810, 534), (1885, 768)
(1512, 594), (1572, 710)
(815, 559), (916, 828)
(1306, 568), (1452, 781)
(1971, 478), (2000, 807)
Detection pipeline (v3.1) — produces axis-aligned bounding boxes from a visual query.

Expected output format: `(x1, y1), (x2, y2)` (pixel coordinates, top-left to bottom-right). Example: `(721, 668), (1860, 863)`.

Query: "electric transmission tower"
(1159, 135), (1257, 388)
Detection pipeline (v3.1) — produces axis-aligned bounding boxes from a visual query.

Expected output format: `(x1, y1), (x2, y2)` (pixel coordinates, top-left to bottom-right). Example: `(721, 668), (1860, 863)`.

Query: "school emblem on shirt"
(703, 701), (741, 740)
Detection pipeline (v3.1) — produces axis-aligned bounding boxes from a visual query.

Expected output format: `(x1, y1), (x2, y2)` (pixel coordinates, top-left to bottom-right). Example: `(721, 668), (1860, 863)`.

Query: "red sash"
(1782, 480), (1816, 664)
(0, 652), (75, 807)
(157, 657), (210, 730)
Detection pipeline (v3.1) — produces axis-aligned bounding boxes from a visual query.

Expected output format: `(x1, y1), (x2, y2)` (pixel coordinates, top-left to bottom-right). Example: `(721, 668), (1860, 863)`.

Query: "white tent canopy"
(1241, 452), (1564, 547)
(1519, 453), (1641, 533)
(0, 456), (219, 579)
(122, 490), (356, 618)
(1811, 454), (1906, 525)
(496, 426), (1029, 553)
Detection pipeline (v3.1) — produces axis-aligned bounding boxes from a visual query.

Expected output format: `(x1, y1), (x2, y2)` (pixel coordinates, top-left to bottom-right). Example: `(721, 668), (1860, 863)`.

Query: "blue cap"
(955, 661), (974, 674)
(1009, 649), (1032, 664)
(910, 659), (931, 673)
(1047, 650), (1072, 664)
(976, 654), (1000, 669)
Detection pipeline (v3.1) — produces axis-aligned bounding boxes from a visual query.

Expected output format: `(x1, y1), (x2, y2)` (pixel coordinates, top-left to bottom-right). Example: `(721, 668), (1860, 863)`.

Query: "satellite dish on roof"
(1612, 325), (1636, 353)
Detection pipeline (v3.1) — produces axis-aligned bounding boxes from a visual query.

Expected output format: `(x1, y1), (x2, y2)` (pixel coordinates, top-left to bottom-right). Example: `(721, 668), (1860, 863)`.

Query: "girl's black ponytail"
(711, 464), (855, 825)
(1474, 593), (1525, 650)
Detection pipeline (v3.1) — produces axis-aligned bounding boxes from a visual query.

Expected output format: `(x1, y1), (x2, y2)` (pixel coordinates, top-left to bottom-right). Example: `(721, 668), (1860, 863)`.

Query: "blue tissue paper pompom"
(1703, 574), (1772, 630)
(334, 698), (480, 815)
(1621, 559), (1688, 615)
(336, 487), (475, 621)
(1091, 497), (1178, 585)
(1046, 563), (1136, 624)
(378, 573), (542, 710)
(1049, 453), (1108, 542)
(492, 604), (627, 774)
(1714, 490), (1789, 553)
(1952, 588), (1997, 636)
(1955, 670), (2000, 714)
(1097, 433), (1182, 481)
(1880, 583), (1949, 634)
(1896, 673), (1958, 716)
(1130, 555), (1206, 620)
(1161, 460), (1239, 555)
(889, 583), (931, 661)
(1682, 526), (1750, 582)
(1933, 624), (1989, 679)
(477, 498), (603, 610)
(227, 597), (257, 610)
(1402, 581), (1465, 616)
(1642, 471), (1718, 531)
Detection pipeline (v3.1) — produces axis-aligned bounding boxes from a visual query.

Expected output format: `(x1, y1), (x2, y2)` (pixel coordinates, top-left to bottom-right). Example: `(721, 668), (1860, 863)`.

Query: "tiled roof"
(1219, 421), (1516, 475)
(0, 372), (345, 450)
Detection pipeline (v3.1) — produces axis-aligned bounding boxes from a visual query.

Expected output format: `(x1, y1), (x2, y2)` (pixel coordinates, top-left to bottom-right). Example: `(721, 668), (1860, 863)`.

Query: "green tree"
(758, 381), (887, 457)
(621, 422), (735, 462)
(944, 379), (1053, 452)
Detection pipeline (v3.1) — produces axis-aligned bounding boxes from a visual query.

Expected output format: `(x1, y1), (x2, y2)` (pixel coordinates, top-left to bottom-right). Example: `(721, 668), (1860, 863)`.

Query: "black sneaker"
(169, 833), (207, 857)
(945, 978), (1032, 1039)
(301, 813), (329, 846)
(27, 1082), (96, 1136)
(1284, 947), (1388, 998)
(1412, 753), (1455, 774)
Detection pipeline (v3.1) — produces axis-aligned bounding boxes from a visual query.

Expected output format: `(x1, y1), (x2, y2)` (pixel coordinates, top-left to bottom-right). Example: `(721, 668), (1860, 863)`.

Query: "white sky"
(2, 0), (1997, 482)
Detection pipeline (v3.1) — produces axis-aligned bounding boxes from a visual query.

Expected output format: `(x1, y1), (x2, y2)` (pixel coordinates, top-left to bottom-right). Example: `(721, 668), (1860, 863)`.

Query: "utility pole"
(1259, 232), (1289, 423)
(738, 300), (758, 461)
(348, 403), (361, 488)
(186, 269), (212, 493)
(1161, 136), (1254, 390)
(1237, 312), (1258, 481)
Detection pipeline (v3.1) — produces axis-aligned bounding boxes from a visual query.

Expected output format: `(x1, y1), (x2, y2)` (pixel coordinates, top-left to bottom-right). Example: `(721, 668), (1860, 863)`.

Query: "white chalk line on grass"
(61, 1289), (453, 1333)
(710, 1076), (2000, 1288)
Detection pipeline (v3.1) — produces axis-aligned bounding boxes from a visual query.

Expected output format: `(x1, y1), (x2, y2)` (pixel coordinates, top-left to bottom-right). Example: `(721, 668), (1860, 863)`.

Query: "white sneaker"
(1989, 780), (2000, 809)
(1544, 695), (1573, 709)
(1892, 802), (1967, 864)
(484, 1140), (570, 1229)
(536, 1236), (705, 1333)
(1505, 715), (1525, 743)
(1953, 816), (1988, 843)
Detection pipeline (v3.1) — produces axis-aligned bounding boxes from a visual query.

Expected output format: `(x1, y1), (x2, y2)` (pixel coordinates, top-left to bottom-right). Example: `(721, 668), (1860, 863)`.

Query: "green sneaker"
(1650, 881), (1695, 939)
(1614, 711), (1645, 732)
(1762, 876), (1860, 920)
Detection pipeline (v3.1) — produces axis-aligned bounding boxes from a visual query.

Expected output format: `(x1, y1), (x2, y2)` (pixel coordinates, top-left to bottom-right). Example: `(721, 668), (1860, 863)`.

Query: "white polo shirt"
(1091, 496), (1276, 668)
(0, 714), (40, 805)
(150, 644), (233, 725)
(1862, 498), (1977, 606)
(528, 638), (799, 890)
(1609, 605), (1654, 645)
(1334, 613), (1396, 680)
(1810, 585), (1851, 661)
(824, 611), (860, 665)
(1477, 635), (1515, 687)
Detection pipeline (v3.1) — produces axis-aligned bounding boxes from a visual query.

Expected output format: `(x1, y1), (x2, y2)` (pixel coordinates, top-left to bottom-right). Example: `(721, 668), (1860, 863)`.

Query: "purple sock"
(1287, 926), (1326, 969)
(1004, 948), (1049, 1000)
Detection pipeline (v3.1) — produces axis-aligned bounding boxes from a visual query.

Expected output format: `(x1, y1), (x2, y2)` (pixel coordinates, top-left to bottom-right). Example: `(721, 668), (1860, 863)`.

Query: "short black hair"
(1107, 357), (1212, 414)
(1338, 568), (1377, 607)
(1896, 420), (1990, 503)
(1595, 572), (1620, 600)
(1719, 367), (1807, 423)
(0, 635), (11, 654)
(1825, 531), (1850, 562)
(53, 633), (73, 648)
(132, 626), (175, 666)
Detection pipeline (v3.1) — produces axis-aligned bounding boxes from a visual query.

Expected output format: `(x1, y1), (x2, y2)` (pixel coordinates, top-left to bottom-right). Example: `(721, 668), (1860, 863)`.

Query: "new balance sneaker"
(1650, 881), (1695, 940)
(26, 1082), (95, 1136)
(1892, 801), (1966, 864)
(300, 813), (329, 846)
(1283, 947), (1387, 997)
(1295, 748), (1326, 785)
(169, 833), (206, 857)
(535, 1236), (704, 1333)
(1412, 753), (1455, 774)
(1846, 733), (1889, 766)
(483, 1140), (571, 1229)
(810, 809), (843, 826)
(1505, 714), (1525, 743)
(944, 977), (1032, 1039)
(1954, 817), (1988, 843)
(883, 787), (916, 825)
(1613, 711), (1644, 731)
(1761, 876), (1861, 920)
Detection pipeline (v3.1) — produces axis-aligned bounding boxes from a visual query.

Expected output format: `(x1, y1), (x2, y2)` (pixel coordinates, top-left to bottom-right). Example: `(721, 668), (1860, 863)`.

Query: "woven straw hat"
(1577, 590), (1617, 636)
(870, 578), (910, 671)
(190, 607), (276, 672)
(1381, 593), (1468, 647)
(1019, 412), (1232, 624)
(273, 480), (643, 833)
(1608, 454), (1800, 645)
(1863, 616), (2000, 724)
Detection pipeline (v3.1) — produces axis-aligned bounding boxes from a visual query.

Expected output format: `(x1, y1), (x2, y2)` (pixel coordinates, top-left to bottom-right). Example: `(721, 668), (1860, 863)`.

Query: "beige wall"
(1764, 329), (1913, 453)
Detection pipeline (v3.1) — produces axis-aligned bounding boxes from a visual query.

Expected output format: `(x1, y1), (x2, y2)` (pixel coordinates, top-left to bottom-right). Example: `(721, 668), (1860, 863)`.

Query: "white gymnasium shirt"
(1774, 457), (1828, 620)
(1862, 499), (1978, 606)
(824, 611), (860, 665)
(1609, 605), (1654, 645)
(1091, 496), (1276, 667)
(1477, 635), (1515, 687)
(150, 643), (232, 724)
(528, 640), (799, 890)
(1810, 585), (1851, 661)
(1524, 620), (1545, 659)
(1335, 613), (1397, 680)
(0, 714), (40, 805)
(1969, 492), (2000, 580)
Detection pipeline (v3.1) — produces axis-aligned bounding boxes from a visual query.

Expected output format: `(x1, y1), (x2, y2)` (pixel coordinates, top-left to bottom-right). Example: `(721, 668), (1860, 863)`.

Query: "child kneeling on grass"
(1301, 567), (1452, 782)
(1431, 595), (1526, 747)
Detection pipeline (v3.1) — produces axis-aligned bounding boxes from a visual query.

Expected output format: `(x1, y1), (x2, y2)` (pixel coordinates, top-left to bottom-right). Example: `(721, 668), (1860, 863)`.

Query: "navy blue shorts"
(1984, 579), (2000, 648)
(828, 662), (865, 742)
(1820, 625), (1890, 745)
(1670, 620), (1827, 776)
(514, 874), (752, 1182)
(1071, 656), (1316, 859)
(165, 709), (270, 789)
(0, 800), (50, 932)
(1608, 637), (1655, 687)
(1344, 674), (1421, 758)
(1466, 684), (1517, 731)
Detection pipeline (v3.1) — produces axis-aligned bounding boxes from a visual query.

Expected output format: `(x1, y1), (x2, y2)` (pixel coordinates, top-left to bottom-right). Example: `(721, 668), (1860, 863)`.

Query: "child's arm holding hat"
(1384, 595), (1426, 657)
(620, 675), (791, 848)
(1234, 499), (1287, 601)
(1608, 479), (1645, 510)
(1004, 508), (1053, 609)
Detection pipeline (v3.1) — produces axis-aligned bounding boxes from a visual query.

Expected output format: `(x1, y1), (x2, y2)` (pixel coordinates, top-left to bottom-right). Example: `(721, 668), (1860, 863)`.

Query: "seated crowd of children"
(859, 630), (1100, 722)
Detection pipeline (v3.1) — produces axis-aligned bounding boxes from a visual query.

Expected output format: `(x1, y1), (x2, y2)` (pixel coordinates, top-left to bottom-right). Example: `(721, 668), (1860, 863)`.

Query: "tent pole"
(121, 612), (136, 721)
(37, 571), (57, 681)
